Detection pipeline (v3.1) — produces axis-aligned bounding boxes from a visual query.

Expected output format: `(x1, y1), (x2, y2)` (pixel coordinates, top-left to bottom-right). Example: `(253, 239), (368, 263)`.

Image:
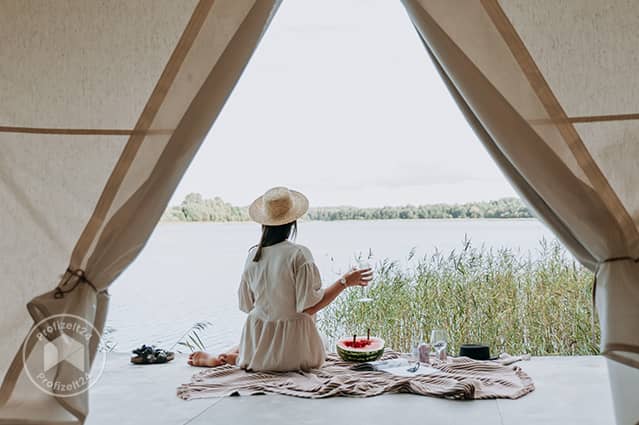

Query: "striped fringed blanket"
(177, 351), (534, 401)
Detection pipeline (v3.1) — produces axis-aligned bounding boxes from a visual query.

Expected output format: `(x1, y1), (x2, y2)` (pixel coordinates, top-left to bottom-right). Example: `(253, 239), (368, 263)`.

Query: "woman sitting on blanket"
(188, 187), (372, 372)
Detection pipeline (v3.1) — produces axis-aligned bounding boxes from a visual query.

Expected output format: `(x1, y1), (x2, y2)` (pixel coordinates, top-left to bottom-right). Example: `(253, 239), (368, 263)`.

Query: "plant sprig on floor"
(170, 321), (212, 353)
(319, 239), (598, 356)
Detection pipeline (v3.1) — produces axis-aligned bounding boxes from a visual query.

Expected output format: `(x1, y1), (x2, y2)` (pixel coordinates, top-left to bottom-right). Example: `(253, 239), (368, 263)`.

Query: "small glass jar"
(418, 343), (431, 364)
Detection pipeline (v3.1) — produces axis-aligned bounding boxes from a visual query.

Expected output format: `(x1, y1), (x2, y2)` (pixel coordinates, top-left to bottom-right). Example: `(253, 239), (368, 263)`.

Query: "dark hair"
(252, 221), (297, 262)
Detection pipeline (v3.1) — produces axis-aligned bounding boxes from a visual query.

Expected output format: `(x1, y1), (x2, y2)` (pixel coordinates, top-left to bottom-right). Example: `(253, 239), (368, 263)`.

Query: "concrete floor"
(86, 353), (615, 425)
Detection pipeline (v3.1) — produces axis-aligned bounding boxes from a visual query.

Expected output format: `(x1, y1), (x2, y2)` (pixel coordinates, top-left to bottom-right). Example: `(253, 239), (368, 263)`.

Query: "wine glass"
(406, 333), (424, 372)
(352, 248), (374, 303)
(430, 329), (448, 361)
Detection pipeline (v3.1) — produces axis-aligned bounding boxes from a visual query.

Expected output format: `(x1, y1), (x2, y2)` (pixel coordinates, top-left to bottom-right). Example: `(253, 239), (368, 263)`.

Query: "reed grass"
(318, 238), (598, 356)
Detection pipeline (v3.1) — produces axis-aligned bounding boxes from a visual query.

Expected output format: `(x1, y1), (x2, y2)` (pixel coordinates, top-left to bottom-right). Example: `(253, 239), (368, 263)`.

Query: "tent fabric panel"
(404, 0), (590, 185)
(0, 1), (281, 423)
(499, 0), (639, 118)
(479, 0), (639, 253)
(402, 0), (639, 422)
(575, 121), (639, 226)
(66, 0), (217, 272)
(403, 0), (627, 261)
(418, 32), (597, 271)
(597, 261), (639, 369)
(83, 0), (278, 289)
(416, 16), (639, 376)
(0, 134), (126, 378)
(404, 0), (639, 255)
(150, 0), (257, 128)
(404, 0), (639, 355)
(0, 0), (197, 130)
(89, 0), (257, 244)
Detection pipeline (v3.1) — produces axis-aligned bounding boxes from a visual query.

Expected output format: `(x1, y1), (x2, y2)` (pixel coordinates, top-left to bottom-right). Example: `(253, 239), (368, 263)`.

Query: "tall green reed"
(319, 238), (598, 356)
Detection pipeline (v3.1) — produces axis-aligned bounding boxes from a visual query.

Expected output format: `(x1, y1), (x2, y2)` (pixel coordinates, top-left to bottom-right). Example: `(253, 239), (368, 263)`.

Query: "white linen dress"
(237, 240), (327, 371)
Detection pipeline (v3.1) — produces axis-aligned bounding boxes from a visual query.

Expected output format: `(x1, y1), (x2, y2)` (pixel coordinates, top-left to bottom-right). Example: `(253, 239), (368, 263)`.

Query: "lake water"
(106, 219), (557, 353)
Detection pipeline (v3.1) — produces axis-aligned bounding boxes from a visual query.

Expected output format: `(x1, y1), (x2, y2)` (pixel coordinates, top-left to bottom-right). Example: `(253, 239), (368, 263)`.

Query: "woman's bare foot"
(188, 351), (238, 367)
(188, 351), (223, 367)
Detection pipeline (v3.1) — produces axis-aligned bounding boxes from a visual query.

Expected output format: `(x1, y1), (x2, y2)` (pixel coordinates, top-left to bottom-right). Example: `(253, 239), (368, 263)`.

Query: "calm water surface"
(106, 219), (556, 353)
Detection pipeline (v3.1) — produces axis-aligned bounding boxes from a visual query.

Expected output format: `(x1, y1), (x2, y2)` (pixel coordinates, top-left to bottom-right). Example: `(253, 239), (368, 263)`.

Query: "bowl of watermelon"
(336, 336), (385, 362)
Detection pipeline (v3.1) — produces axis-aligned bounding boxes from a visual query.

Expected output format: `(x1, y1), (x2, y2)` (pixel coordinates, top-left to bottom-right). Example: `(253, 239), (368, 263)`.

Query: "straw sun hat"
(248, 186), (309, 226)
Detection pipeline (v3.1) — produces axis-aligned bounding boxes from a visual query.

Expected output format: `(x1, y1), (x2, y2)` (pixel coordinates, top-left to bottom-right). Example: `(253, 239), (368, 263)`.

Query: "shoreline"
(159, 217), (540, 225)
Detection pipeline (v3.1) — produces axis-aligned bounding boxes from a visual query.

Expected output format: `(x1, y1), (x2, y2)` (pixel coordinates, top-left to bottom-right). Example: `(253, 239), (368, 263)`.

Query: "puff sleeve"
(294, 247), (325, 313)
(238, 274), (254, 313)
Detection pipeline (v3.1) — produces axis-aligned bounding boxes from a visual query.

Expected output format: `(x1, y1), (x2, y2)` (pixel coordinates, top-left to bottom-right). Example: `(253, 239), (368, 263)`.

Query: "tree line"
(162, 193), (533, 222)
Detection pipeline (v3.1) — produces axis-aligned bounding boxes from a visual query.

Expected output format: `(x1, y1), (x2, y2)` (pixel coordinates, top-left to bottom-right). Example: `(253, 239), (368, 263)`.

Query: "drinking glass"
(430, 329), (448, 360)
(352, 249), (374, 303)
(405, 346), (421, 373)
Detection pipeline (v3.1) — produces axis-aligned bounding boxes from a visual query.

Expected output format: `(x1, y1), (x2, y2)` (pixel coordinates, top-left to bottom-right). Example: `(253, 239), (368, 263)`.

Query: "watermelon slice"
(336, 337), (385, 362)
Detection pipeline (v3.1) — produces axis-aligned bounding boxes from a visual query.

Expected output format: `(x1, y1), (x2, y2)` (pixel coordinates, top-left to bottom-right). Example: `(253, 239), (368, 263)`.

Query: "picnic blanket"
(177, 351), (534, 401)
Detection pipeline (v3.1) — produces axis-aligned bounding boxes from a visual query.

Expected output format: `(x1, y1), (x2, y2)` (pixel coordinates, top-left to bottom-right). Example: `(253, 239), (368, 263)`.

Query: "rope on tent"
(53, 268), (101, 298)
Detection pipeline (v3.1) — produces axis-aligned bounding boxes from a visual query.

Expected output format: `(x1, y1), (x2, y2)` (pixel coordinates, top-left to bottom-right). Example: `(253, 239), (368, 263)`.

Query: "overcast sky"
(171, 0), (517, 208)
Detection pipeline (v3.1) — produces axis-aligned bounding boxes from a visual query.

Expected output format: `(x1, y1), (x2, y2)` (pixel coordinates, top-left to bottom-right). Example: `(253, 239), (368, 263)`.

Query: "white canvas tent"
(0, 1), (637, 424)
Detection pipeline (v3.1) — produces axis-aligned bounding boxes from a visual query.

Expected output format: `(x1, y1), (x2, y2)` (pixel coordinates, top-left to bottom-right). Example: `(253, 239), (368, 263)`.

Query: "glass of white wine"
(352, 248), (374, 303)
